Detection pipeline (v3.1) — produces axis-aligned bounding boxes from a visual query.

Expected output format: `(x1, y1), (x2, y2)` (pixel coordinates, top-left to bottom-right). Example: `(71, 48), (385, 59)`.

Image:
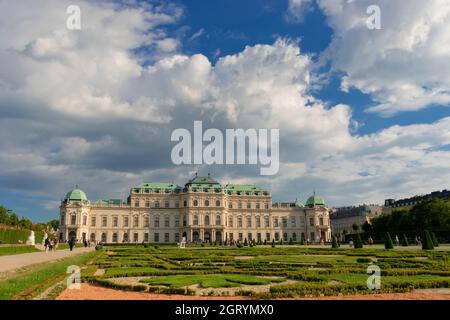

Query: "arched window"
(283, 232), (288, 241)
(90, 233), (96, 242)
(193, 215), (199, 226)
(193, 200), (198, 207)
(184, 200), (187, 207)
(101, 233), (107, 243)
(112, 233), (118, 242)
(205, 200), (210, 207)
(123, 233), (129, 243)
(205, 215), (210, 226)
(216, 200), (220, 207)
(216, 215), (221, 225)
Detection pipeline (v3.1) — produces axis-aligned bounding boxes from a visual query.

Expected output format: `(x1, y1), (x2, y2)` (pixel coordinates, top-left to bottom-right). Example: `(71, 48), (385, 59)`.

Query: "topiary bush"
(384, 232), (394, 249)
(331, 236), (339, 249)
(431, 232), (439, 247)
(422, 230), (434, 250)
(401, 234), (409, 247)
(354, 233), (363, 248)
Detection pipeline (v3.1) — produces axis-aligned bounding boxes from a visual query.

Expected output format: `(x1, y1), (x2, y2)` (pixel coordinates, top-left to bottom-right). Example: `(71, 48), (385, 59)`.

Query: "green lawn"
(0, 245), (40, 256)
(0, 251), (99, 300)
(141, 274), (283, 288)
(56, 243), (85, 250)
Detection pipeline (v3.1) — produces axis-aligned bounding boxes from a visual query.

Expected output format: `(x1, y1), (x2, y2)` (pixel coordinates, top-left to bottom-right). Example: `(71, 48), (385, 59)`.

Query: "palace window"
(205, 200), (210, 207)
(101, 233), (107, 242)
(175, 217), (180, 227)
(238, 217), (243, 228)
(193, 215), (199, 226)
(175, 233), (180, 242)
(310, 232), (315, 242)
(113, 217), (118, 227)
(266, 233), (270, 241)
(102, 216), (107, 227)
(256, 203), (260, 209)
(90, 233), (96, 242)
(112, 233), (118, 243)
(282, 218), (287, 228)
(205, 215), (210, 226)
(164, 215), (170, 227)
(145, 201), (150, 208)
(247, 202), (251, 209)
(61, 215), (65, 225)
(264, 216), (270, 227)
(154, 216), (160, 227)
(134, 201), (139, 207)
(82, 216), (87, 226)
(183, 200), (187, 207)
(216, 200), (220, 207)
(154, 201), (160, 208)
(144, 233), (149, 242)
(71, 215), (76, 225)
(256, 216), (261, 228)
(144, 216), (149, 227)
(283, 232), (288, 241)
(123, 233), (129, 242)
(247, 216), (252, 228)
(238, 202), (242, 209)
(165, 201), (169, 208)
(228, 216), (233, 227)
(193, 200), (198, 207)
(175, 201), (180, 208)
(165, 233), (170, 243)
(216, 215), (221, 226)
(292, 233), (297, 241)
(275, 232), (279, 241)
(248, 233), (252, 241)
(134, 233), (138, 242)
(265, 203), (269, 209)
(90, 216), (96, 227)
(239, 233), (243, 241)
(309, 218), (314, 227)
(229, 202), (233, 209)
(257, 233), (262, 242)
(154, 233), (159, 242)
(183, 216), (187, 227)
(273, 218), (279, 227)
(134, 216), (139, 227)
(123, 216), (129, 227)
(291, 217), (296, 227)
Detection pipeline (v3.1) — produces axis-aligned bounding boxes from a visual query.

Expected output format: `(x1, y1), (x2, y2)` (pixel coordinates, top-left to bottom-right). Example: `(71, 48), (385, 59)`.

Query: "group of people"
(44, 237), (59, 252)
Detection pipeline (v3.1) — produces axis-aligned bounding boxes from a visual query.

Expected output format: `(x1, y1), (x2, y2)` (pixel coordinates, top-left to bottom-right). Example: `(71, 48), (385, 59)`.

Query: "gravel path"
(0, 247), (95, 273)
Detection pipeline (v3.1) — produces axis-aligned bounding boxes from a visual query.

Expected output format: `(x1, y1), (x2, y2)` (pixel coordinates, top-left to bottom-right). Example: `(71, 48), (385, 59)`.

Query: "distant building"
(383, 189), (450, 213)
(330, 205), (382, 235)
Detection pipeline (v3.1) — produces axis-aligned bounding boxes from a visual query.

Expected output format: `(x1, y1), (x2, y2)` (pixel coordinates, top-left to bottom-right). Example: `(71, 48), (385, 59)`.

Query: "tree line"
(362, 198), (450, 241)
(0, 205), (59, 232)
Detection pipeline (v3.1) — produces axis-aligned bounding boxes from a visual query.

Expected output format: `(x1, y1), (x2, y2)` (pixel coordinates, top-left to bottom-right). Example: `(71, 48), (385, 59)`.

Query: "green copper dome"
(306, 193), (325, 207)
(64, 187), (88, 202)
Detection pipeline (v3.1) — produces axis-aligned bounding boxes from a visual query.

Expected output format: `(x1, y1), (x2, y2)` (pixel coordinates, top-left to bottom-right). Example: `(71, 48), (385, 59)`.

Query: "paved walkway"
(0, 247), (95, 273)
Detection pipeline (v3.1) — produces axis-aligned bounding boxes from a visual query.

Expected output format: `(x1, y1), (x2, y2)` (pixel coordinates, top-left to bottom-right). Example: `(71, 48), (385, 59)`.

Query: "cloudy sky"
(1, 0), (450, 222)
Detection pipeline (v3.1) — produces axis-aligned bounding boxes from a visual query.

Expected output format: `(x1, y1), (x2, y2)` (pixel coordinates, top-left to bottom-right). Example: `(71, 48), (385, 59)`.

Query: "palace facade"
(59, 175), (331, 244)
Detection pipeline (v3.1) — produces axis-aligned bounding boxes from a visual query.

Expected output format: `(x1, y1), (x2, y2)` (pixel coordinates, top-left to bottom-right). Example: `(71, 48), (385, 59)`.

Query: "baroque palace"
(59, 174), (331, 244)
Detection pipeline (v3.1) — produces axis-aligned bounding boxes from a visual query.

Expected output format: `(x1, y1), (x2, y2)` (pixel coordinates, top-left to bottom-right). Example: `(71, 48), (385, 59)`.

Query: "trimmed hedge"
(0, 229), (45, 244)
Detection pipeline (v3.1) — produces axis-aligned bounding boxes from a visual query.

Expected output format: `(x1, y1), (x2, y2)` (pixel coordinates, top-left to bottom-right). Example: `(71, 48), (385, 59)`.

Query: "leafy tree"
(401, 234), (409, 247)
(352, 224), (359, 233)
(354, 233), (363, 248)
(361, 221), (373, 233)
(384, 232), (394, 249)
(48, 219), (60, 230)
(422, 230), (434, 250)
(331, 236), (339, 249)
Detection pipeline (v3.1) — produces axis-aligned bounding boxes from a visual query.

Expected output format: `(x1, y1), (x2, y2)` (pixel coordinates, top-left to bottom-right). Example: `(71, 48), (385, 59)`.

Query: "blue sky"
(1, 0), (450, 222)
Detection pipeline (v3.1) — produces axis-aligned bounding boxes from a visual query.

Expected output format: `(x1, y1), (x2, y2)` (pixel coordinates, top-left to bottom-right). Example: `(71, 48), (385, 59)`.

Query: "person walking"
(368, 236), (374, 246)
(69, 238), (75, 251)
(44, 237), (50, 253)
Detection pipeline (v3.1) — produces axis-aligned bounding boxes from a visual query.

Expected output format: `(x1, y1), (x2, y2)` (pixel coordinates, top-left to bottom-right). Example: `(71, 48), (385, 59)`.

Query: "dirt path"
(57, 283), (249, 300)
(0, 247), (95, 273)
(57, 284), (450, 300)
